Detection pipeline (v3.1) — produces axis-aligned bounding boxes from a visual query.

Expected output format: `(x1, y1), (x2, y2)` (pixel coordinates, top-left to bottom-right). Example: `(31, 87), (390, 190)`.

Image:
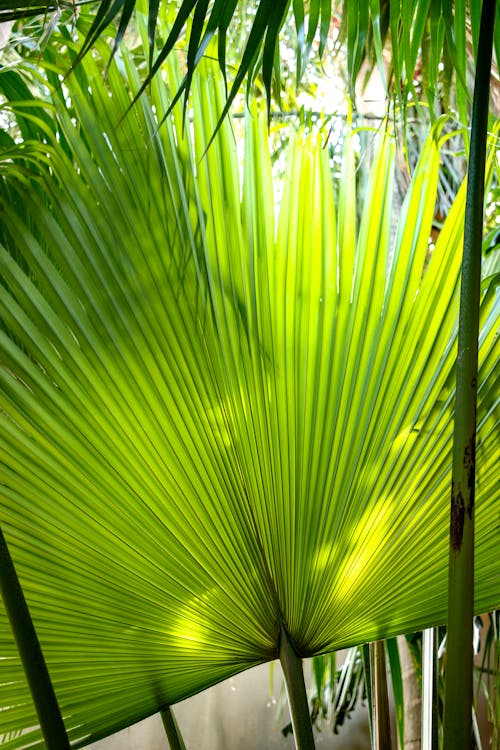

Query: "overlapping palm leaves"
(0, 30), (499, 748)
(0, 0), (495, 121)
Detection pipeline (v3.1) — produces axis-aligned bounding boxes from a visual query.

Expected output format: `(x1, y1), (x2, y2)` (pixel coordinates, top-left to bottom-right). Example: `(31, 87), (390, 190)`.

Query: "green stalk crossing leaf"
(444, 0), (497, 746)
(0, 528), (70, 749)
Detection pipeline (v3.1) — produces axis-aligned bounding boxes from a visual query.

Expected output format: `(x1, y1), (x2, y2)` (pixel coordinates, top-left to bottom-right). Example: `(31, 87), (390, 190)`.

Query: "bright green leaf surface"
(0, 40), (498, 748)
(0, 0), (491, 118)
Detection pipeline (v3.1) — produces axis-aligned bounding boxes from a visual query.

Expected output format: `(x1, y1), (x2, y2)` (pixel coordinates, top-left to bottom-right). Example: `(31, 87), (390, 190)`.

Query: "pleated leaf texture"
(0, 46), (499, 747)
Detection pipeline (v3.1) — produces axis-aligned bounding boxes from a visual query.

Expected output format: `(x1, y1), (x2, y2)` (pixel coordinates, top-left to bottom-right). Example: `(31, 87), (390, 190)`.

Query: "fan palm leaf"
(0, 37), (498, 747)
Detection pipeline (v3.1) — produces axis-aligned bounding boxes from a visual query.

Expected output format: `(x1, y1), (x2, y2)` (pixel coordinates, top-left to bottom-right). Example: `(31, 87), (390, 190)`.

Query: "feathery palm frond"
(0, 34), (498, 747)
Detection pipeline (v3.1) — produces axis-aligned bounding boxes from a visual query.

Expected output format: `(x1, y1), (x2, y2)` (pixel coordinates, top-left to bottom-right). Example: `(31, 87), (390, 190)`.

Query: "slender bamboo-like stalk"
(422, 628), (439, 750)
(0, 527), (71, 749)
(370, 640), (392, 750)
(443, 0), (496, 747)
(161, 706), (187, 750)
(397, 635), (420, 750)
(421, 628), (433, 749)
(279, 625), (315, 750)
(362, 643), (374, 744)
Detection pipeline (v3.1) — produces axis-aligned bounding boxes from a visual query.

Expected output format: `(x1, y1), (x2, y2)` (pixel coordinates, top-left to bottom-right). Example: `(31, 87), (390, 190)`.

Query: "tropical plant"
(1, 0), (497, 122)
(299, 613), (499, 747)
(0, 13), (499, 747)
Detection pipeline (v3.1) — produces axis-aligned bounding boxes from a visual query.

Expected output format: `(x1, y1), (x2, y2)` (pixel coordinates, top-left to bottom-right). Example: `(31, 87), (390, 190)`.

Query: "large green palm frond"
(0, 0), (494, 120)
(0, 33), (499, 747)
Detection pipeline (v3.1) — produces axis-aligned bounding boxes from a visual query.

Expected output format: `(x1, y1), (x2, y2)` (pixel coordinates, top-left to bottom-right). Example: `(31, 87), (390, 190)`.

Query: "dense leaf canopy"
(0, 27), (499, 746)
(1, 0), (498, 120)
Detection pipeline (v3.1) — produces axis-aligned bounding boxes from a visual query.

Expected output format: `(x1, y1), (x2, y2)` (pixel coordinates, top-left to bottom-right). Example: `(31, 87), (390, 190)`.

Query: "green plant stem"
(422, 628), (438, 750)
(370, 641), (392, 750)
(385, 637), (404, 749)
(161, 706), (187, 750)
(279, 625), (315, 750)
(0, 526), (70, 749)
(362, 642), (373, 743)
(443, 0), (496, 747)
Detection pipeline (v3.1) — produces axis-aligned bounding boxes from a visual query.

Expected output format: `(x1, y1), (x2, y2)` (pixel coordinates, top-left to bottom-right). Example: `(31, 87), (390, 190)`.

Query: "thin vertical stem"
(421, 628), (434, 748)
(0, 527), (70, 749)
(279, 625), (315, 750)
(422, 628), (438, 750)
(471, 707), (482, 749)
(362, 642), (374, 745)
(397, 635), (421, 750)
(443, 0), (496, 747)
(161, 706), (187, 750)
(370, 640), (392, 750)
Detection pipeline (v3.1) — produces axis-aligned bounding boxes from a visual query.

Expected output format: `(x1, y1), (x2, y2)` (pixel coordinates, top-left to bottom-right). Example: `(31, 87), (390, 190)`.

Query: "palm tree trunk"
(443, 0), (496, 746)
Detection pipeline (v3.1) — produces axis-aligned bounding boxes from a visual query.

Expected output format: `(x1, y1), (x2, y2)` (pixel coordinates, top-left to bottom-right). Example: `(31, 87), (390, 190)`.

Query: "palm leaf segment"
(0, 0), (493, 119)
(0, 38), (499, 748)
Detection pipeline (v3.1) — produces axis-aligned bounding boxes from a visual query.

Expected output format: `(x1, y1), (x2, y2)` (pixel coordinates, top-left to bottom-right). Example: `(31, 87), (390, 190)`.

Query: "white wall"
(85, 662), (371, 750)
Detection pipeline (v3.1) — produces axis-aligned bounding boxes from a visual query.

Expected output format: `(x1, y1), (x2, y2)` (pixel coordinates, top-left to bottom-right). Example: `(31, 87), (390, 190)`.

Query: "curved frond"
(0, 40), (498, 747)
(1, 0), (494, 119)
